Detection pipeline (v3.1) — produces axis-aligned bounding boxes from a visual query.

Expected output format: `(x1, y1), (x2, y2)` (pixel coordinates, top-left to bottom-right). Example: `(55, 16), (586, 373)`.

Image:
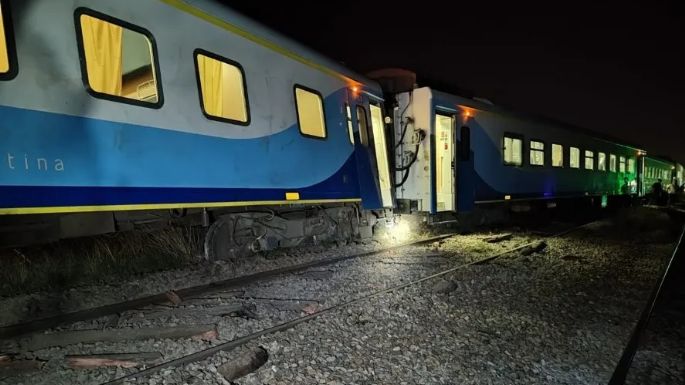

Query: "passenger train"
(0, 0), (682, 255)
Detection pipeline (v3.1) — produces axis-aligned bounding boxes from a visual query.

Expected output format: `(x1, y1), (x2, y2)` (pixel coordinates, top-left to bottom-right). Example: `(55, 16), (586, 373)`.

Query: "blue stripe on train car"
(0, 154), (359, 207)
(0, 87), (386, 208)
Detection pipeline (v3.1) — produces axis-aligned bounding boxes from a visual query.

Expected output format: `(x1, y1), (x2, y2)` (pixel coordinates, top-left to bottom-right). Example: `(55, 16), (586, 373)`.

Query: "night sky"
(225, 1), (684, 164)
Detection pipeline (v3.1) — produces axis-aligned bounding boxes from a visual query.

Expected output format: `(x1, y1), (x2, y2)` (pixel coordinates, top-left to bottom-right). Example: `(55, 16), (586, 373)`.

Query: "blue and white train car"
(392, 85), (643, 217)
(0, 0), (394, 248)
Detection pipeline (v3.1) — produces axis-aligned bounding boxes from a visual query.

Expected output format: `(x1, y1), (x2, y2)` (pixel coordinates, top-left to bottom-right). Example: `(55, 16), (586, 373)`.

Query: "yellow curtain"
(80, 15), (123, 95)
(197, 55), (223, 116)
(0, 4), (9, 73)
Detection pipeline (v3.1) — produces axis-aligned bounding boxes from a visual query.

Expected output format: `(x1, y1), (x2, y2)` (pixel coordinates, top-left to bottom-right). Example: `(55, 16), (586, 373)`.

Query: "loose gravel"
(0, 208), (680, 385)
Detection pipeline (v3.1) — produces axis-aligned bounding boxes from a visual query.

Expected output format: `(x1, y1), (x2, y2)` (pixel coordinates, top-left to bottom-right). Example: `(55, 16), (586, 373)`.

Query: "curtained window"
(570, 147), (580, 168)
(295, 86), (327, 138)
(552, 144), (564, 168)
(529, 140), (544, 166)
(0, 2), (11, 75)
(609, 154), (617, 172)
(598, 152), (606, 171)
(584, 150), (594, 170)
(503, 135), (522, 166)
(195, 51), (249, 124)
(78, 12), (160, 104)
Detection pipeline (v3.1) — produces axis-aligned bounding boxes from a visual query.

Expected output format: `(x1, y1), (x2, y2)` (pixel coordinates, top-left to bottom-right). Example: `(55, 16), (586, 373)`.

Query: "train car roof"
(167, 0), (383, 95)
(646, 154), (679, 166)
(429, 87), (644, 152)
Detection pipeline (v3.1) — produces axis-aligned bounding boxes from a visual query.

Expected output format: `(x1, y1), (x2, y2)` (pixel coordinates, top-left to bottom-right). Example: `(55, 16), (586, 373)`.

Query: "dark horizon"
(225, 1), (684, 164)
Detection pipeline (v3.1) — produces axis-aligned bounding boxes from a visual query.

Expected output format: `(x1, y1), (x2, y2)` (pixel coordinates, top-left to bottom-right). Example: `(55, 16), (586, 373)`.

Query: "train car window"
(627, 158), (635, 174)
(345, 104), (355, 145)
(356, 105), (370, 146)
(610, 154), (617, 172)
(529, 140), (544, 166)
(0, 2), (6, 74)
(194, 50), (249, 125)
(0, 0), (17, 80)
(570, 147), (580, 168)
(294, 85), (327, 139)
(619, 156), (626, 173)
(503, 135), (523, 166)
(584, 150), (594, 170)
(552, 144), (564, 167)
(598, 152), (607, 171)
(75, 9), (163, 107)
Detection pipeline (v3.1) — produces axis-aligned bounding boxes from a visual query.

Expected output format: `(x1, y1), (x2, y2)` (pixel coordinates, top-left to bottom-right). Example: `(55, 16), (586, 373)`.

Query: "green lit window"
(627, 158), (635, 174)
(598, 152), (606, 171)
(584, 150), (594, 170)
(503, 135), (523, 166)
(619, 156), (626, 173)
(570, 147), (580, 169)
(552, 144), (563, 168)
(529, 140), (544, 166)
(609, 154), (617, 172)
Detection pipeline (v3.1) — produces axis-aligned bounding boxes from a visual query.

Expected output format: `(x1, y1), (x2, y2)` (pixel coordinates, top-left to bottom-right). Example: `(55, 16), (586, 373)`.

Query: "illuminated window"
(584, 150), (594, 170)
(552, 144), (564, 167)
(356, 105), (369, 146)
(345, 104), (354, 145)
(76, 10), (162, 106)
(598, 152), (606, 171)
(295, 86), (327, 138)
(570, 147), (580, 168)
(195, 50), (249, 124)
(627, 158), (635, 174)
(1, 1), (10, 75)
(530, 140), (544, 166)
(503, 135), (522, 166)
(609, 154), (617, 172)
(619, 156), (626, 173)
(0, 0), (16, 80)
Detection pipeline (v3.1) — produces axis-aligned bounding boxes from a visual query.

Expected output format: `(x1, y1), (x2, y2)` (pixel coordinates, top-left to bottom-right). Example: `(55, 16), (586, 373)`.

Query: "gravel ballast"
(1, 208), (681, 385)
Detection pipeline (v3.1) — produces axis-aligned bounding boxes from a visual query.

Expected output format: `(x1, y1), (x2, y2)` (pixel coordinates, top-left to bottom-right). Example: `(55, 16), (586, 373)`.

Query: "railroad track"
(0, 221), (594, 384)
(101, 221), (592, 384)
(0, 233), (458, 340)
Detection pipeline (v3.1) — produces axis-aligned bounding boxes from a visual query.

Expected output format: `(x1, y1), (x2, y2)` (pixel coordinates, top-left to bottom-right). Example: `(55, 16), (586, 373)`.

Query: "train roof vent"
(366, 68), (417, 94)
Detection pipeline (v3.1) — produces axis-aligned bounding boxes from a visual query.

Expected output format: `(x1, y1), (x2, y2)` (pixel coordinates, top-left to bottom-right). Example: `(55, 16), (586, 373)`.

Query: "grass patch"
(0, 225), (205, 297)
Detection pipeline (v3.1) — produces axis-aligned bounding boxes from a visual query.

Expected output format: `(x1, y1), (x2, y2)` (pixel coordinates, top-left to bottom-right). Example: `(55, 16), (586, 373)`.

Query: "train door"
(351, 93), (393, 209)
(434, 112), (456, 211)
(369, 102), (393, 208)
